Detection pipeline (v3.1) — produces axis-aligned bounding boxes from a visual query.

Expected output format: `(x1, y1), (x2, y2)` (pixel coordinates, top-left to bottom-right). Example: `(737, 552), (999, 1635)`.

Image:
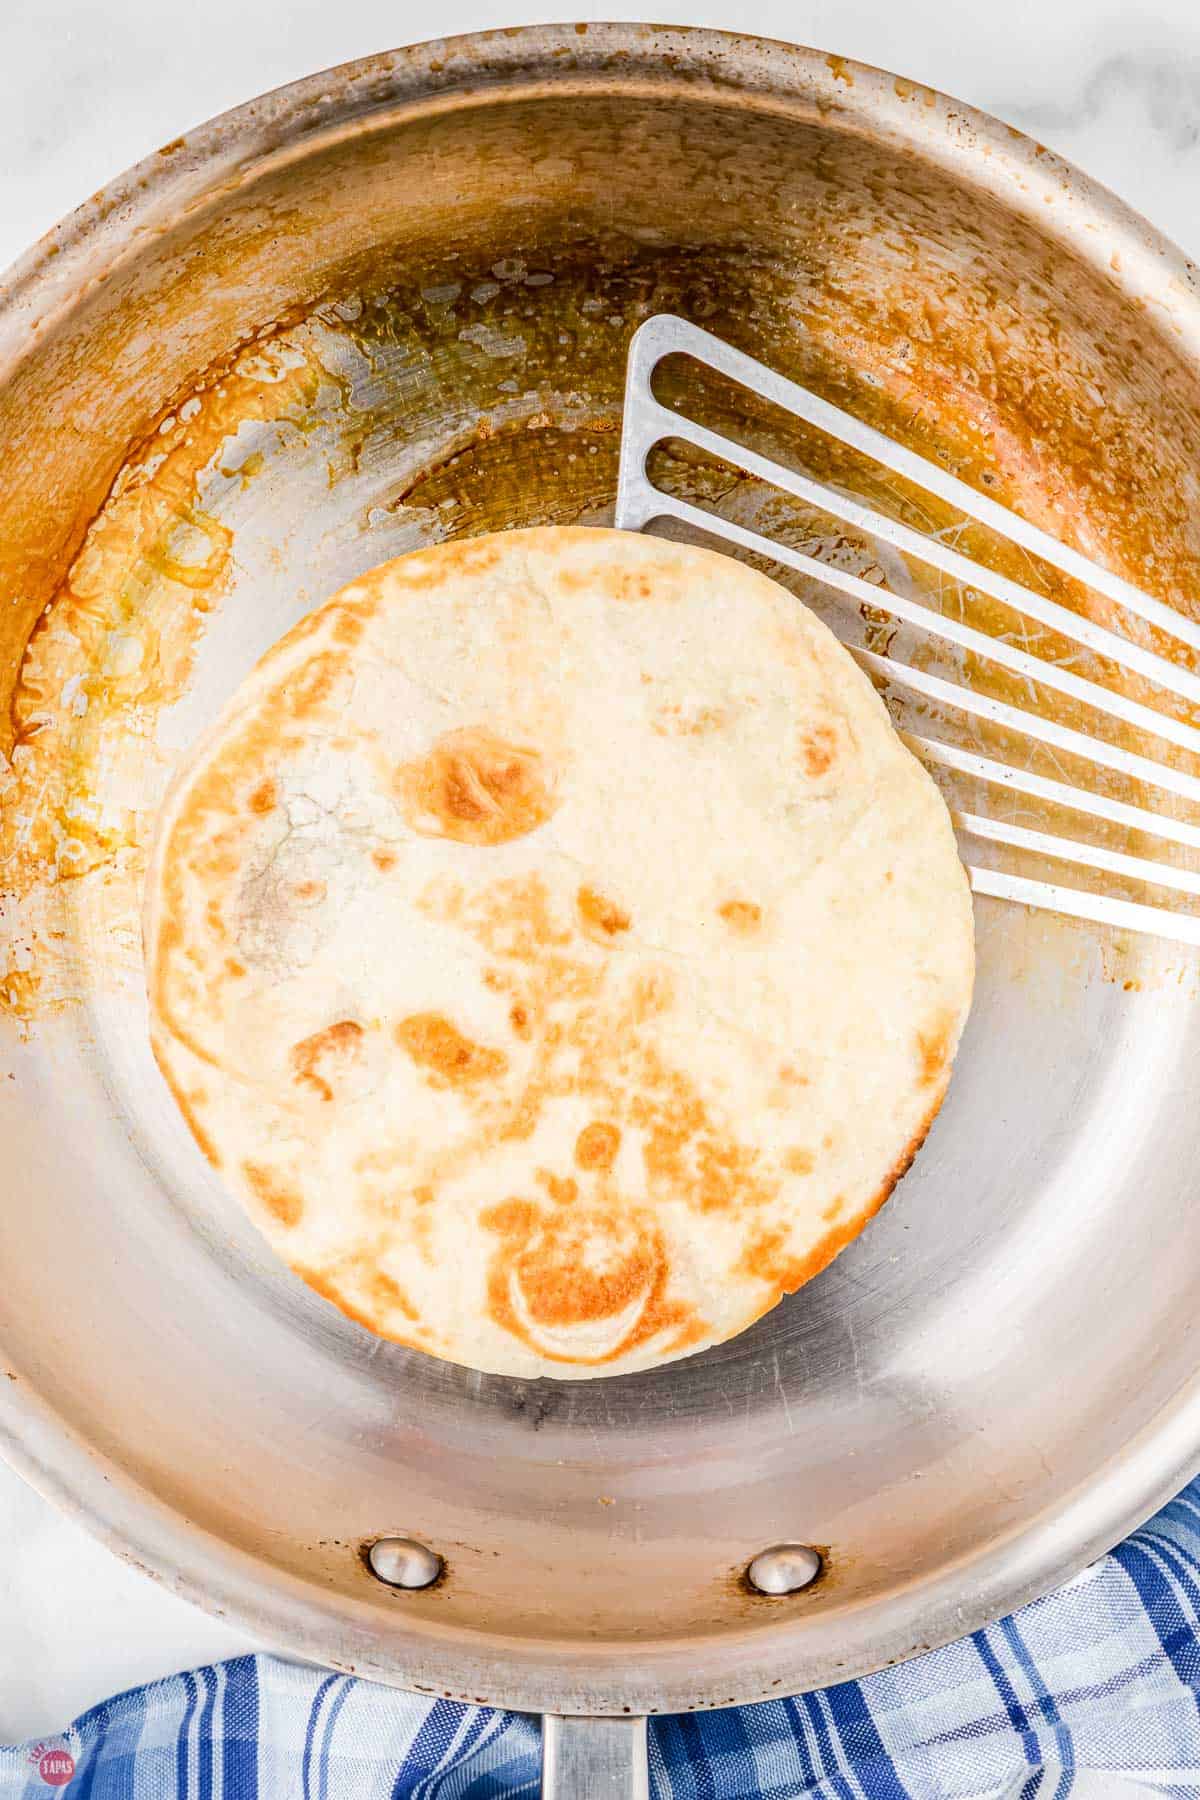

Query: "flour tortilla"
(145, 527), (974, 1378)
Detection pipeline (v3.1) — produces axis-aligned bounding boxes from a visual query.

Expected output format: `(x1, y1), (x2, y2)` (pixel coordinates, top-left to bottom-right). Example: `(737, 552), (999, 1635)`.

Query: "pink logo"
(28, 1744), (75, 1787)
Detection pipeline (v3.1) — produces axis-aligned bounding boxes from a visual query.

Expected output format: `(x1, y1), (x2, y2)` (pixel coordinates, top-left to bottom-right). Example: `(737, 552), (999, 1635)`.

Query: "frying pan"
(4, 25), (1200, 1797)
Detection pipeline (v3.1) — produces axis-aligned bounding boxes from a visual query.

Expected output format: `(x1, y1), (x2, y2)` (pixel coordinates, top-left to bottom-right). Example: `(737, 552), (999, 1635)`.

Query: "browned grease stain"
(718, 899), (762, 934)
(0, 339), (323, 1022)
(243, 1159), (304, 1228)
(388, 414), (620, 542)
(577, 884), (630, 938)
(0, 969), (41, 1016)
(396, 1011), (508, 1086)
(396, 726), (557, 847)
(290, 1019), (364, 1102)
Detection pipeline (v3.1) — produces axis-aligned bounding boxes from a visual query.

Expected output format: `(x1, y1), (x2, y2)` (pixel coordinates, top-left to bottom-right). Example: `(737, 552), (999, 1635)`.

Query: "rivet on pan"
(746, 1544), (823, 1595)
(366, 1537), (443, 1589)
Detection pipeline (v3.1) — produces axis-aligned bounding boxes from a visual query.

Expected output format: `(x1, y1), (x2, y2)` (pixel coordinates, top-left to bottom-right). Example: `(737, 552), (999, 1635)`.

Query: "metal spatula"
(616, 314), (1200, 947)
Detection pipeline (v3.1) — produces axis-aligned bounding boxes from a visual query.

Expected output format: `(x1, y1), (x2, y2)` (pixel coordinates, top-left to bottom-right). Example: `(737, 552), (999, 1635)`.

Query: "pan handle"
(540, 1715), (649, 1798)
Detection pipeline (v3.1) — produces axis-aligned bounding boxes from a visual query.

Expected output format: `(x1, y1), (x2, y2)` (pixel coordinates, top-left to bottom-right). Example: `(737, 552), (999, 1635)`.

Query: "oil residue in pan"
(1, 239), (1188, 1028)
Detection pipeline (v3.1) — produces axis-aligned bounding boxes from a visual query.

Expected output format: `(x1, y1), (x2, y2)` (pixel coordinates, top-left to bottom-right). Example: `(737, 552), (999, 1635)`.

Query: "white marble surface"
(4, 0), (1200, 1744)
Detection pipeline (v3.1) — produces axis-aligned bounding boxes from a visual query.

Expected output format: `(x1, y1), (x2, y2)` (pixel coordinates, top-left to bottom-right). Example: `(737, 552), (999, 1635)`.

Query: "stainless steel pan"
(3, 27), (1200, 1795)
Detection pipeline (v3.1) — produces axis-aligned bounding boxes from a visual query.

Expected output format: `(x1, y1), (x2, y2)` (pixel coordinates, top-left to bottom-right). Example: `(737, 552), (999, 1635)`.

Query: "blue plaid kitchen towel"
(8, 1480), (1200, 1799)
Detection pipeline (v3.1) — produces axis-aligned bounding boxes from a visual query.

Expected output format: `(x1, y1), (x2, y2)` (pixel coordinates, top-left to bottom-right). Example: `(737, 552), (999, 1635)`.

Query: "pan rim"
(3, 22), (1200, 1712)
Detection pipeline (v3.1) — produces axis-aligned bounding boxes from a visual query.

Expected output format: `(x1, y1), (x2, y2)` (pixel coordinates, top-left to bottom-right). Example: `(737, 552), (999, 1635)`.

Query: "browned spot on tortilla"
(610, 568), (654, 601)
(916, 1010), (957, 1087)
(577, 885), (630, 937)
(719, 899), (762, 934)
(373, 1268), (418, 1317)
(150, 1035), (221, 1167)
(293, 879), (326, 903)
(665, 1316), (714, 1352)
(340, 1250), (420, 1320)
(332, 610), (365, 646)
(509, 1002), (531, 1038)
(393, 1185), (437, 1267)
(290, 1261), (422, 1348)
(287, 651), (345, 720)
(822, 1196), (845, 1221)
(481, 1195), (696, 1365)
(404, 1201), (431, 1266)
(243, 1160), (304, 1228)
(537, 1169), (579, 1205)
(630, 966), (674, 1019)
(555, 557), (653, 599)
(801, 724), (838, 777)
(784, 1147), (814, 1175)
(737, 1100), (944, 1301)
(397, 726), (557, 847)
(396, 1011), (508, 1086)
(653, 700), (726, 736)
(385, 535), (506, 588)
(634, 1050), (765, 1215)
(248, 779), (277, 814)
(290, 1019), (364, 1102)
(372, 848), (397, 872)
(576, 1121), (621, 1171)
(146, 637), (364, 1073)
(480, 1197), (539, 1238)
(224, 957), (246, 978)
(419, 875), (764, 1237)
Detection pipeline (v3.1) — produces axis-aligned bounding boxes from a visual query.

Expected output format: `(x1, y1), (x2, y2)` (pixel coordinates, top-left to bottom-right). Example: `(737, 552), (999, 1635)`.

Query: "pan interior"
(2, 34), (1200, 1710)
